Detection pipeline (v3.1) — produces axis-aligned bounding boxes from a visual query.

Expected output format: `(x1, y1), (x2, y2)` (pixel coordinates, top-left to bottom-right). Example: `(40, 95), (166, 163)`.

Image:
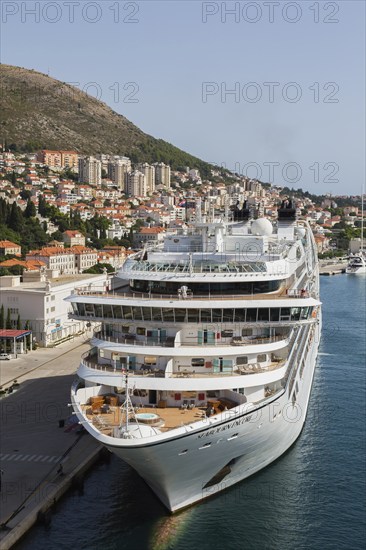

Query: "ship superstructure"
(68, 200), (321, 511)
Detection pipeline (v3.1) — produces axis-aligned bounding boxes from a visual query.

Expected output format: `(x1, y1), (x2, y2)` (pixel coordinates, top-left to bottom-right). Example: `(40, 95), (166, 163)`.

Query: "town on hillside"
(0, 149), (364, 350)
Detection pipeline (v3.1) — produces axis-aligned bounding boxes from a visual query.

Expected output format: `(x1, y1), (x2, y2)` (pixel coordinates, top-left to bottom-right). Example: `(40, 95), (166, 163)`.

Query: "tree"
(0, 305), (4, 329)
(8, 202), (24, 232)
(24, 199), (36, 218)
(6, 309), (12, 329)
(16, 314), (21, 330)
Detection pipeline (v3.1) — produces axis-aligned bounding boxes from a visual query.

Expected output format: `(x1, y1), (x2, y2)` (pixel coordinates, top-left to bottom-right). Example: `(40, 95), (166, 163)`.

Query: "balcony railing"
(92, 330), (289, 348)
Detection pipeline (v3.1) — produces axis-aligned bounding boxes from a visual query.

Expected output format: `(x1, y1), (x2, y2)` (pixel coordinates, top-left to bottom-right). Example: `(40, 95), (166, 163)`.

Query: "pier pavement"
(0, 336), (102, 549)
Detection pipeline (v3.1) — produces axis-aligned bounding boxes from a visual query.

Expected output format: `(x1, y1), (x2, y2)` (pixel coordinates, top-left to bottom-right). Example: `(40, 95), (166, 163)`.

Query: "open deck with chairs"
(82, 396), (238, 436)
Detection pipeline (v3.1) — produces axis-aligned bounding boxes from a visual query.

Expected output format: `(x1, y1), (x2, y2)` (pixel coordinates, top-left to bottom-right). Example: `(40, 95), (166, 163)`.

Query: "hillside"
(0, 64), (218, 177)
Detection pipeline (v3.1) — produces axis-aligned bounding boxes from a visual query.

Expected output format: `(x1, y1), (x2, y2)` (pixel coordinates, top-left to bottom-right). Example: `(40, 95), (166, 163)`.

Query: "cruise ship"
(68, 199), (321, 512)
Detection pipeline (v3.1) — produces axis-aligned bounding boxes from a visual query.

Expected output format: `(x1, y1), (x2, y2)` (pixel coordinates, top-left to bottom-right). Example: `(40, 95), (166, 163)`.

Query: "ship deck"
(82, 398), (239, 436)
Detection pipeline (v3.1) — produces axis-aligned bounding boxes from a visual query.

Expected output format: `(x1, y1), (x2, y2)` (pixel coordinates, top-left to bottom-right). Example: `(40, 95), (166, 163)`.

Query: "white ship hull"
(102, 323), (320, 511)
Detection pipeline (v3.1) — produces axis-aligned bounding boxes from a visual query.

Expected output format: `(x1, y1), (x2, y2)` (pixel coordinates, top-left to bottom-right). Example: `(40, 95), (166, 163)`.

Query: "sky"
(1, 0), (365, 195)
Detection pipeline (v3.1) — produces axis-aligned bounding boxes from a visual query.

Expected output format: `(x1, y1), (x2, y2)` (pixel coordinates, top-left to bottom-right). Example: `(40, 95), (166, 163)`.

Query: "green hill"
(0, 64), (222, 178)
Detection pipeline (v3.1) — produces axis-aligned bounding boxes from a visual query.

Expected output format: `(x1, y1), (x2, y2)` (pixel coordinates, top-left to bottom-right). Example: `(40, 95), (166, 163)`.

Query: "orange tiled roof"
(0, 240), (21, 248)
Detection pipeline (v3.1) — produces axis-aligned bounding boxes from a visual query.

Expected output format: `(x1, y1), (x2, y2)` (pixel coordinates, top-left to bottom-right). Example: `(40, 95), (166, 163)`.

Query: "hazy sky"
(1, 0), (365, 194)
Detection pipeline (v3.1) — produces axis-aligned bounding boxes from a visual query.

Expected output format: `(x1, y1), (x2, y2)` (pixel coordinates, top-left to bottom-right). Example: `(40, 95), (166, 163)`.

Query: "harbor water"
(16, 275), (366, 550)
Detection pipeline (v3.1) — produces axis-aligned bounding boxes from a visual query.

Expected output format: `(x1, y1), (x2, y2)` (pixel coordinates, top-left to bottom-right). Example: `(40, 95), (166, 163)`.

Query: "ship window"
(300, 307), (309, 320)
(234, 308), (246, 322)
(175, 308), (186, 322)
(291, 308), (301, 321)
(246, 309), (257, 322)
(200, 309), (212, 323)
(122, 305), (133, 319)
(222, 309), (234, 323)
(132, 306), (143, 320)
(152, 308), (162, 321)
(142, 307), (152, 321)
(77, 303), (85, 316)
(94, 304), (103, 318)
(237, 356), (248, 365)
(280, 308), (291, 321)
(270, 308), (280, 322)
(242, 328), (252, 337)
(188, 309), (199, 323)
(122, 325), (130, 333)
(212, 309), (222, 323)
(257, 354), (267, 363)
(136, 327), (146, 335)
(221, 330), (233, 338)
(113, 305), (123, 319)
(199, 442), (212, 449)
(258, 308), (269, 321)
(85, 303), (94, 315)
(162, 308), (175, 322)
(103, 304), (113, 318)
(71, 303), (77, 313)
(192, 358), (205, 367)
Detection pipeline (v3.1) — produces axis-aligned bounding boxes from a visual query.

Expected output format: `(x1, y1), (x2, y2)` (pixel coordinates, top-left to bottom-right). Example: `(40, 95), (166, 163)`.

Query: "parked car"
(0, 353), (11, 360)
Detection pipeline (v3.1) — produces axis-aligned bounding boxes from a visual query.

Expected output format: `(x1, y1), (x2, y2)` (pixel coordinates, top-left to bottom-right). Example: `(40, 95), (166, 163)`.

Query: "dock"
(0, 337), (104, 549)
(319, 261), (347, 276)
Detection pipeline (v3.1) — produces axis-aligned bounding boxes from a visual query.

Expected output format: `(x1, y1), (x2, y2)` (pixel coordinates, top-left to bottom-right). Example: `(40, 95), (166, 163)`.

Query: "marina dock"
(319, 261), (347, 276)
(0, 338), (103, 549)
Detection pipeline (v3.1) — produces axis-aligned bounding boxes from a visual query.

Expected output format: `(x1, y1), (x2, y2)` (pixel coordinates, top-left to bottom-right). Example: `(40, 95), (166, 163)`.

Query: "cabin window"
(221, 330), (233, 338)
(291, 308), (301, 321)
(122, 305), (132, 319)
(188, 309), (199, 323)
(122, 325), (130, 333)
(113, 305), (123, 319)
(270, 308), (280, 322)
(103, 304), (113, 318)
(191, 358), (205, 367)
(246, 309), (257, 322)
(258, 308), (269, 321)
(234, 308), (246, 322)
(257, 354), (267, 363)
(175, 309), (186, 322)
(162, 308), (174, 322)
(77, 303), (86, 316)
(132, 306), (143, 320)
(142, 307), (152, 321)
(222, 309), (234, 323)
(212, 309), (222, 323)
(200, 309), (212, 323)
(242, 328), (253, 337)
(198, 392), (205, 401)
(237, 356), (248, 365)
(94, 304), (103, 317)
(174, 393), (181, 401)
(136, 327), (146, 335)
(152, 308), (162, 321)
(85, 304), (94, 315)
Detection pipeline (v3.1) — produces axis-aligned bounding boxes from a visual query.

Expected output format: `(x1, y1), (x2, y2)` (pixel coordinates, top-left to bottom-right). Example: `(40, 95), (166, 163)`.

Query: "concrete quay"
(0, 336), (103, 549)
(319, 261), (347, 276)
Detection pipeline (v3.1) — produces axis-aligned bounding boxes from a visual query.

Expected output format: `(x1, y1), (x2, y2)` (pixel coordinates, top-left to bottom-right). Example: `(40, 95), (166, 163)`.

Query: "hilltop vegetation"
(1, 64), (224, 179)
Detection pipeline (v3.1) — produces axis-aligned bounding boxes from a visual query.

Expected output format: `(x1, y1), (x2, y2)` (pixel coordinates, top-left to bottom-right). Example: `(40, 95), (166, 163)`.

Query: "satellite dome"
(251, 218), (273, 236)
(295, 227), (306, 239)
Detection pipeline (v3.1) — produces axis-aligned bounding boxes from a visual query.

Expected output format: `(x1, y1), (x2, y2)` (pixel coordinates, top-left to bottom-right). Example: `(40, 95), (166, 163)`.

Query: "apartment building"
(36, 150), (78, 169)
(126, 170), (146, 196)
(108, 159), (131, 189)
(153, 162), (171, 188)
(135, 163), (155, 193)
(78, 156), (102, 186)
